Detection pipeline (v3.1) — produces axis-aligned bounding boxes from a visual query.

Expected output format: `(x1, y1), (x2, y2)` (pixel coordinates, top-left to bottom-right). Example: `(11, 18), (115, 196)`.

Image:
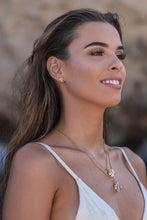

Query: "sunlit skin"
(48, 22), (126, 152)
(60, 22), (126, 108)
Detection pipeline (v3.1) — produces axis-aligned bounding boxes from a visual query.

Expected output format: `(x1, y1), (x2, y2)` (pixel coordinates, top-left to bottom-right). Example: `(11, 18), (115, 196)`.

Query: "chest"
(51, 147), (145, 220)
(64, 157), (145, 220)
(54, 165), (144, 220)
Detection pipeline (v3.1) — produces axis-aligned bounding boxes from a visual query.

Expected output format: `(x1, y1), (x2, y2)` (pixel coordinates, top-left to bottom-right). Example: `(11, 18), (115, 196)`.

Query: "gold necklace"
(56, 129), (122, 192)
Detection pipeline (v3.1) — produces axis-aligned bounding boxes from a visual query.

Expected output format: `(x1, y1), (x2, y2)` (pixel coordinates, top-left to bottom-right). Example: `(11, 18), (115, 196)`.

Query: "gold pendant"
(107, 168), (115, 177)
(113, 182), (122, 192)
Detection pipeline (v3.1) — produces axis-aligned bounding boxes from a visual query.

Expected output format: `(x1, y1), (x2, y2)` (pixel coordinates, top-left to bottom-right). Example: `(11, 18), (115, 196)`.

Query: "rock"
(0, 0), (146, 156)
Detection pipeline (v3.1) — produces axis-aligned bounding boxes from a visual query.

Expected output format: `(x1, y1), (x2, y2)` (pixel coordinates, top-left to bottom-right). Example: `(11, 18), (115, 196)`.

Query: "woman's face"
(61, 21), (126, 108)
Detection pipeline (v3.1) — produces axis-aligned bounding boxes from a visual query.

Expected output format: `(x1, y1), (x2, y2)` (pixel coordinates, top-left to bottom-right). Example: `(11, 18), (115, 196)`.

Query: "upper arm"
(3, 143), (60, 220)
(123, 147), (147, 189)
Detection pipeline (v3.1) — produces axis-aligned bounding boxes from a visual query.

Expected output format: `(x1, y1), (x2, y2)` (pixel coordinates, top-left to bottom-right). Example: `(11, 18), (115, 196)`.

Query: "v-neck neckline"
(35, 142), (146, 220)
(75, 177), (119, 219)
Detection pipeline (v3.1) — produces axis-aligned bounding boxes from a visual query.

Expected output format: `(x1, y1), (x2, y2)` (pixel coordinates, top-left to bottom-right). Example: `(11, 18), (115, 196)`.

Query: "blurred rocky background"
(0, 0), (147, 172)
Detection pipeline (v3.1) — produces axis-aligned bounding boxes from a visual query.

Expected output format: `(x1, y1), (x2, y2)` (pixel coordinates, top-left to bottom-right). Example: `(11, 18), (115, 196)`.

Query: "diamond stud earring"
(59, 77), (65, 83)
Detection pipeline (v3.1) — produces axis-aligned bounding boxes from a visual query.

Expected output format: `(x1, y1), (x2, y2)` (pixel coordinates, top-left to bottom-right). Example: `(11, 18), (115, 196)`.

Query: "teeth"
(101, 80), (120, 85)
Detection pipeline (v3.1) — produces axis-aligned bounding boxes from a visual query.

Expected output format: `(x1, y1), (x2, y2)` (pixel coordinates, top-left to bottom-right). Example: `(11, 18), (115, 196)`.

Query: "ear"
(46, 56), (65, 82)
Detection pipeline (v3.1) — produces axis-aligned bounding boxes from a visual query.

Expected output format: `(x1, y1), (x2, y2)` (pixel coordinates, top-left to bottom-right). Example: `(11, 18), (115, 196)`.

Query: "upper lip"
(100, 77), (122, 84)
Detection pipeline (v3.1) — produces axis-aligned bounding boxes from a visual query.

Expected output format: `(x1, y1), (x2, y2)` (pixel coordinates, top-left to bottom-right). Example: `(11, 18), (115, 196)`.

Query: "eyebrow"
(84, 41), (124, 50)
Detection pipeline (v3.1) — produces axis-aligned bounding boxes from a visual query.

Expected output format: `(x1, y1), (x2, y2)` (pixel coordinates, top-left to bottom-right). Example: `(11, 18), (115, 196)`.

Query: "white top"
(35, 142), (147, 220)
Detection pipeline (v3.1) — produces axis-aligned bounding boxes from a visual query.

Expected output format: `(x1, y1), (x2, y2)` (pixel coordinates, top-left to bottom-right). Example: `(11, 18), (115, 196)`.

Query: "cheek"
(121, 66), (126, 84)
(65, 57), (106, 85)
(63, 58), (107, 102)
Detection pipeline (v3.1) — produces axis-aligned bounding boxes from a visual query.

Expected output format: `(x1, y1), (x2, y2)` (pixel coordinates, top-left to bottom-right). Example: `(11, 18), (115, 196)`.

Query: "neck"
(56, 96), (106, 153)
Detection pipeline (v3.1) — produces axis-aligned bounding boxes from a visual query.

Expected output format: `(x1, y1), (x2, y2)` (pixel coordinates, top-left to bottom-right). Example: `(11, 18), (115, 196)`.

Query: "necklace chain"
(56, 129), (122, 192)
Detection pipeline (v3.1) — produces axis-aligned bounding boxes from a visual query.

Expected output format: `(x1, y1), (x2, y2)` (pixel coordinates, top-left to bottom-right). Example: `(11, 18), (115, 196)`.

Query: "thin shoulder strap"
(34, 142), (79, 181)
(113, 146), (140, 182)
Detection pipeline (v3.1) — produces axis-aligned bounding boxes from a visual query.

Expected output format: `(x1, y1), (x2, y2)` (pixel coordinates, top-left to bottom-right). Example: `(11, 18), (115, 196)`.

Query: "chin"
(105, 97), (121, 107)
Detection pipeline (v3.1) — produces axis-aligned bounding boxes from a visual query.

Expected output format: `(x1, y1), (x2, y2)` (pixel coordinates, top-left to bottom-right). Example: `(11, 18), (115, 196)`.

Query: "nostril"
(111, 66), (122, 71)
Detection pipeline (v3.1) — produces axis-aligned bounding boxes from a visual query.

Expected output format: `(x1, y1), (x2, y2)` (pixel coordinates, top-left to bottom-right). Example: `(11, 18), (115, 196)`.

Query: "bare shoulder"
(3, 142), (62, 220)
(11, 142), (61, 182)
(122, 147), (147, 188)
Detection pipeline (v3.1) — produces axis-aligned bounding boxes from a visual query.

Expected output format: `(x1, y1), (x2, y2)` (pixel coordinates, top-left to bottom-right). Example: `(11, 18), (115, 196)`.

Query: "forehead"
(69, 22), (122, 50)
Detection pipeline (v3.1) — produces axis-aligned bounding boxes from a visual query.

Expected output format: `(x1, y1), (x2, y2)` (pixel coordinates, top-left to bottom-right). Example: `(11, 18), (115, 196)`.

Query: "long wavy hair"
(0, 8), (123, 214)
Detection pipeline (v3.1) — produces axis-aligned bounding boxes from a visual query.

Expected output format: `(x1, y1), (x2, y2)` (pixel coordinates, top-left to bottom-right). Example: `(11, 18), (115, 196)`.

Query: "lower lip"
(101, 83), (121, 89)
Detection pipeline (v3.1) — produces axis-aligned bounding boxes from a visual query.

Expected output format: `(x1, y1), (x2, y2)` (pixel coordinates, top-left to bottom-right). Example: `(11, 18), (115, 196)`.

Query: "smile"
(101, 80), (120, 85)
(100, 79), (122, 89)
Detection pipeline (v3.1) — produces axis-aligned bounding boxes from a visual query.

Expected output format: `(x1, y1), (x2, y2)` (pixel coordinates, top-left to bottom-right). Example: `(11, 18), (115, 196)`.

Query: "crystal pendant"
(107, 168), (115, 177)
(113, 182), (122, 192)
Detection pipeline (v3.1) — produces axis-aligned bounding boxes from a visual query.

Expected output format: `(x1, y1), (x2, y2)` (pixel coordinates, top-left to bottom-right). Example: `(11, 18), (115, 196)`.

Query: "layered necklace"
(56, 129), (122, 192)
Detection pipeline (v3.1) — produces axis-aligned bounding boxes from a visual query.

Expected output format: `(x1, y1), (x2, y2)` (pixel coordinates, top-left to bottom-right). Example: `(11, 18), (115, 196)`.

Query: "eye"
(90, 49), (104, 56)
(116, 52), (126, 60)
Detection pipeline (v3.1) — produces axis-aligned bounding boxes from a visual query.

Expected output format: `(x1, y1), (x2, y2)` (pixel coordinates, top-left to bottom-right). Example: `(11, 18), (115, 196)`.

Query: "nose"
(107, 57), (123, 74)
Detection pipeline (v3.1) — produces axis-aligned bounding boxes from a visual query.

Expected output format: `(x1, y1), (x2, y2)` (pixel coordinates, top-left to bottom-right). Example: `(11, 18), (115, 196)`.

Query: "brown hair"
(0, 8), (123, 214)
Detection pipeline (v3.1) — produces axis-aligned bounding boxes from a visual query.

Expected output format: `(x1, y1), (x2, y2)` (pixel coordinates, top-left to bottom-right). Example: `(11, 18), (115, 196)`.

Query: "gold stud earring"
(59, 77), (65, 83)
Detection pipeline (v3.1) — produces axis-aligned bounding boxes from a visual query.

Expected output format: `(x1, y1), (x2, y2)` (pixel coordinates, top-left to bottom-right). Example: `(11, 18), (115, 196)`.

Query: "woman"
(1, 8), (147, 220)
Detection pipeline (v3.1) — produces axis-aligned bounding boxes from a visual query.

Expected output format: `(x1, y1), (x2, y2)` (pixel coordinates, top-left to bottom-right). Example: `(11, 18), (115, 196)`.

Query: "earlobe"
(46, 57), (65, 82)
(58, 77), (65, 83)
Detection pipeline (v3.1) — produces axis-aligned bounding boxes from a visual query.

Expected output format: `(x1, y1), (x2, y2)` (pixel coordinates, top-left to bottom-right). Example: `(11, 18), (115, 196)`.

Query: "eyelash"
(90, 49), (126, 60)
